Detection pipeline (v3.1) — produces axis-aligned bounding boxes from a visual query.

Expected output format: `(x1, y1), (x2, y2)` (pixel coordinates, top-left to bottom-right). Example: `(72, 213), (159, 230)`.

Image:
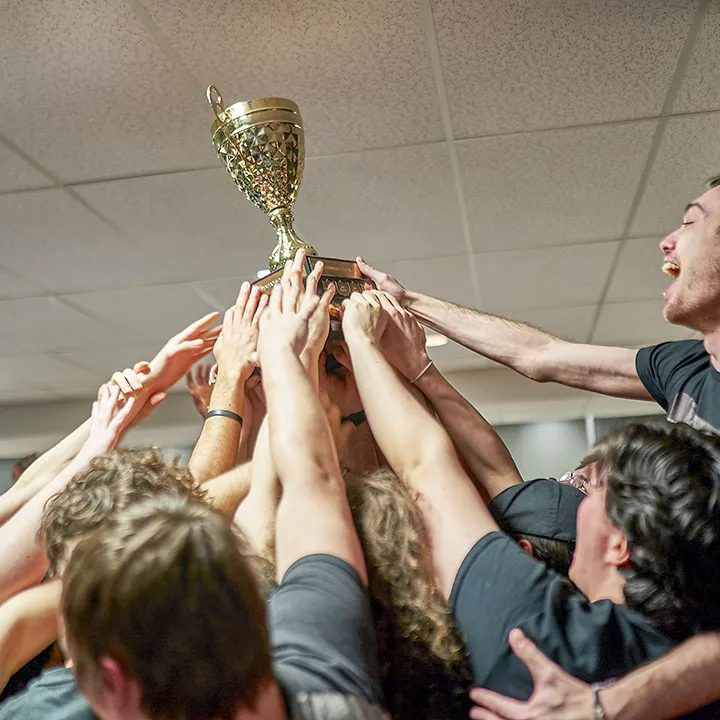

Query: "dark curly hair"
(40, 447), (207, 577)
(593, 423), (720, 639)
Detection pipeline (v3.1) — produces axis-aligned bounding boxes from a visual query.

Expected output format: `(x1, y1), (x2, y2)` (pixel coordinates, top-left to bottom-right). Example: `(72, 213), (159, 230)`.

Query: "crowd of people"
(0, 181), (719, 720)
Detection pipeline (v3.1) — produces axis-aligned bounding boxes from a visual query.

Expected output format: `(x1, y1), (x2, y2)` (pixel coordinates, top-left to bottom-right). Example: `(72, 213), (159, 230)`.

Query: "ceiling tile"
(472, 242), (618, 312)
(586, 395), (665, 419)
(432, 0), (698, 137)
(457, 121), (655, 252)
(0, 144), (52, 193)
(673, 0), (720, 113)
(75, 170), (275, 283)
(606, 237), (669, 303)
(295, 145), (467, 263)
(0, 189), (169, 294)
(0, 266), (44, 302)
(512, 306), (597, 343)
(139, 0), (443, 156)
(592, 299), (690, 346)
(377, 254), (476, 308)
(631, 113), (720, 237)
(497, 399), (591, 426)
(0, 355), (97, 393)
(63, 284), (218, 345)
(192, 277), (247, 313)
(0, 0), (212, 182)
(0, 298), (115, 353)
(55, 345), (170, 382)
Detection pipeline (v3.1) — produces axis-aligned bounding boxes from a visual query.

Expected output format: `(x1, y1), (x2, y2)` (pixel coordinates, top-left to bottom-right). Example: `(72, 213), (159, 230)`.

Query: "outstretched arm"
(342, 291), (498, 597)
(367, 292), (522, 499)
(259, 253), (365, 583)
(469, 629), (720, 720)
(358, 259), (650, 401)
(0, 386), (138, 606)
(188, 284), (267, 483)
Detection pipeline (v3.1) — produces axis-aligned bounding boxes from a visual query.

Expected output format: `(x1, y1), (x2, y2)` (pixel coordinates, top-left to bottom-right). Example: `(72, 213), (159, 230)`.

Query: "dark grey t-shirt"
(0, 555), (384, 720)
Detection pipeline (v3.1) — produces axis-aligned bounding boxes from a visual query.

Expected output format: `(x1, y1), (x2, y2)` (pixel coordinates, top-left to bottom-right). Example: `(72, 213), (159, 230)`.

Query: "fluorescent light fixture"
(256, 269), (271, 279)
(425, 330), (448, 348)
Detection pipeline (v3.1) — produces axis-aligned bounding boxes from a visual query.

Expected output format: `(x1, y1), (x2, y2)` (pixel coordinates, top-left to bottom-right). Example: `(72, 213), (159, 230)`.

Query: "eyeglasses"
(558, 469), (590, 494)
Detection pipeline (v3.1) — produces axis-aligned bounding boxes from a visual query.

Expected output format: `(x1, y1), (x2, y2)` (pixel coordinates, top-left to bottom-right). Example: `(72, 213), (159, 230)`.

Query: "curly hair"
(41, 447), (207, 577)
(344, 469), (472, 720)
(593, 423), (720, 639)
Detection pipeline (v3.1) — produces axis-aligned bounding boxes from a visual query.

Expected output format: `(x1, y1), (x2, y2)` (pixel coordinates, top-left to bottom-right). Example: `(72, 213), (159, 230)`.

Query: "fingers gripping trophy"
(207, 86), (374, 339)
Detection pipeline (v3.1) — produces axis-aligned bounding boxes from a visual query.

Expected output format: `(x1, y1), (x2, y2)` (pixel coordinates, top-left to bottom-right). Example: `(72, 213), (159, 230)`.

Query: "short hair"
(61, 495), (271, 720)
(513, 533), (574, 576)
(12, 453), (39, 480)
(41, 447), (206, 577)
(592, 423), (720, 639)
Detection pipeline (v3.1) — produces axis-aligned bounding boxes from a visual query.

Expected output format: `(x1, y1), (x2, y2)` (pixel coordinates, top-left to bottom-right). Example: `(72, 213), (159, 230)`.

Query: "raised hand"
(186, 362), (214, 417)
(107, 361), (167, 427)
(82, 384), (137, 458)
(147, 312), (223, 393)
(372, 291), (431, 381)
(258, 249), (333, 359)
(469, 630), (595, 720)
(213, 283), (268, 382)
(341, 290), (389, 346)
(356, 257), (407, 305)
(300, 258), (335, 367)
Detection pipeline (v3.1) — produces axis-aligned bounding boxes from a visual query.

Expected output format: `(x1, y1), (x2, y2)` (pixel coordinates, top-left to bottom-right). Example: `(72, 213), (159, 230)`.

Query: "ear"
(604, 526), (630, 569)
(517, 538), (535, 558)
(91, 656), (142, 716)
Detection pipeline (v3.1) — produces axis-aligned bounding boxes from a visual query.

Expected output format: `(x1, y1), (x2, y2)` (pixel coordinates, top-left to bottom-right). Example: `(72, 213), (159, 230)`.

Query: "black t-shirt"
(450, 532), (720, 719)
(0, 555), (385, 720)
(636, 339), (720, 434)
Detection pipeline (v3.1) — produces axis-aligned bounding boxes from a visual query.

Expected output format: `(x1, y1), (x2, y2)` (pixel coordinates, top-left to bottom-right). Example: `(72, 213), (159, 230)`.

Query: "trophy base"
(252, 256), (375, 339)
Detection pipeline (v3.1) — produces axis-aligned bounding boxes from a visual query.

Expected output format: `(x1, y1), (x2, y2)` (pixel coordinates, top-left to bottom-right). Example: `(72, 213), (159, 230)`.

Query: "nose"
(660, 231), (677, 255)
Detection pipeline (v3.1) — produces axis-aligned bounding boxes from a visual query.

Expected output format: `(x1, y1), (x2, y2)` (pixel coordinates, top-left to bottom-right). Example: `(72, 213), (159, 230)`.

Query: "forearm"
(203, 461), (252, 516)
(404, 291), (560, 380)
(10, 418), (91, 492)
(188, 372), (247, 483)
(0, 580), (61, 693)
(347, 336), (457, 480)
(264, 347), (341, 484)
(415, 365), (521, 499)
(602, 633), (720, 720)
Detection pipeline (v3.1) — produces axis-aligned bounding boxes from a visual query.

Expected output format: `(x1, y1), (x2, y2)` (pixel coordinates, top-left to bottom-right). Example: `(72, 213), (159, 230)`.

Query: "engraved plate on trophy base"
(252, 256), (375, 339)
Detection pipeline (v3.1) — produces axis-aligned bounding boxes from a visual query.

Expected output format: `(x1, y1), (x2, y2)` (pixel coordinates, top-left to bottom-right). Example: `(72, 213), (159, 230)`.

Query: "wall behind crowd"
(3, 416), (667, 493)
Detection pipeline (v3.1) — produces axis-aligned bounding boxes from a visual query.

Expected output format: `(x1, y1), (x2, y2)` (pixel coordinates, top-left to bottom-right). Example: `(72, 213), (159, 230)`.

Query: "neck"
(587, 567), (626, 605)
(235, 679), (286, 720)
(704, 328), (720, 372)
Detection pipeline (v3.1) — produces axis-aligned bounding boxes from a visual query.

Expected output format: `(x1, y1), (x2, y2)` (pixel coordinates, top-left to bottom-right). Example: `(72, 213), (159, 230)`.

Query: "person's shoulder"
(0, 666), (94, 720)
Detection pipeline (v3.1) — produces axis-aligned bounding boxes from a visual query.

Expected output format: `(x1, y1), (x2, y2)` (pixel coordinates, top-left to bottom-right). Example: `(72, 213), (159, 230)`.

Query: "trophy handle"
(207, 85), (228, 125)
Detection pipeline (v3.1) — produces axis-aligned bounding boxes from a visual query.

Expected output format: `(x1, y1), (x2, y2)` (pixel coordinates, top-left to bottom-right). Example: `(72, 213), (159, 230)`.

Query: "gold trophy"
(207, 86), (373, 337)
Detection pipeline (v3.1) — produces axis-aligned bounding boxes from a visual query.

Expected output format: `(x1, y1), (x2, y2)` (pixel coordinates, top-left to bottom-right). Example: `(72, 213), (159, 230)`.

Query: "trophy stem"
(268, 207), (317, 271)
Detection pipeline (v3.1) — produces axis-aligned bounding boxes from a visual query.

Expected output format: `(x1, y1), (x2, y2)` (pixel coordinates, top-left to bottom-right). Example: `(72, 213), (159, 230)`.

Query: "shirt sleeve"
(636, 340), (706, 411)
(269, 554), (382, 707)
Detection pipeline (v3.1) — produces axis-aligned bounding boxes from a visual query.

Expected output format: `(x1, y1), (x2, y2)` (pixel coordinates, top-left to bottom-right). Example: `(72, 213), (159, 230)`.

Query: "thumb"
(356, 256), (379, 280)
(508, 629), (552, 679)
(333, 345), (352, 371)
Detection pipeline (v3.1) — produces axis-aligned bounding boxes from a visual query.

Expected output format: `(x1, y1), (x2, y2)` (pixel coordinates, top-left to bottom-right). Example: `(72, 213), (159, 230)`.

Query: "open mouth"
(662, 260), (680, 278)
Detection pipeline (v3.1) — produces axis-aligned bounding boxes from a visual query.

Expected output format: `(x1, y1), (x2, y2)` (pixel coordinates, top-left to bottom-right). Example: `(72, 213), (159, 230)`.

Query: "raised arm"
(0, 386), (138, 606)
(342, 291), (499, 597)
(469, 628), (720, 720)
(0, 580), (62, 694)
(188, 284), (267, 483)
(358, 259), (650, 401)
(258, 256), (365, 583)
(367, 292), (522, 499)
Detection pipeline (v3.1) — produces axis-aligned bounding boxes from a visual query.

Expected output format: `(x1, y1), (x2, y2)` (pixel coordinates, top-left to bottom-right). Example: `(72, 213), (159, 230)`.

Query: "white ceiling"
(0, 0), (717, 423)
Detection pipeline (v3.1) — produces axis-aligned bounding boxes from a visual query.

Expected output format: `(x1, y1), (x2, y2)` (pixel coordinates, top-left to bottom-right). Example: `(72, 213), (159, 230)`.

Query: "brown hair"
(344, 469), (472, 719)
(41, 447), (206, 577)
(62, 495), (271, 720)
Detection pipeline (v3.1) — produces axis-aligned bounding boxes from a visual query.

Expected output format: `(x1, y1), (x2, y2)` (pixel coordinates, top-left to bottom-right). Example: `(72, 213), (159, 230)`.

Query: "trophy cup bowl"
(207, 85), (373, 337)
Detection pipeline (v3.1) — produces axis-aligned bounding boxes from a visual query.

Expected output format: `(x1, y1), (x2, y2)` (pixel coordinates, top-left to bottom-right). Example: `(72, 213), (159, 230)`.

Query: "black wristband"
(342, 410), (367, 427)
(204, 409), (243, 426)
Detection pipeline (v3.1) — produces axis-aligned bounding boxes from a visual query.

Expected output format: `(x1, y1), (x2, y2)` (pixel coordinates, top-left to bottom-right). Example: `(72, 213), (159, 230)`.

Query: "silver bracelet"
(411, 360), (434, 384)
(591, 680), (614, 720)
